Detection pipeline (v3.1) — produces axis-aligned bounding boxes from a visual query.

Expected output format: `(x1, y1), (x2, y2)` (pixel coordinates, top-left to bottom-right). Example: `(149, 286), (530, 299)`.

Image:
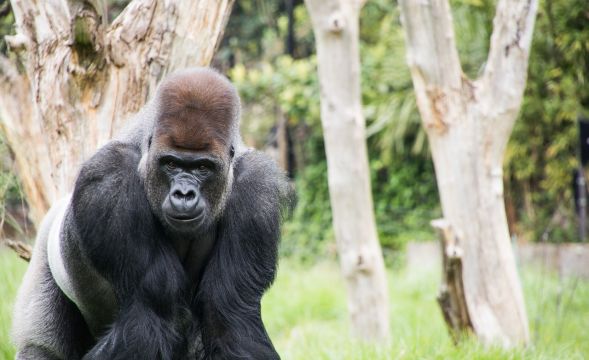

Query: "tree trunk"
(398, 0), (537, 347)
(0, 0), (234, 224)
(305, 0), (390, 342)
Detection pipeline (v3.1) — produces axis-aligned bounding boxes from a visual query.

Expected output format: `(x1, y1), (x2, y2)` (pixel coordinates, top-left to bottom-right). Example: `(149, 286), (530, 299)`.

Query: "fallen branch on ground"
(4, 239), (32, 262)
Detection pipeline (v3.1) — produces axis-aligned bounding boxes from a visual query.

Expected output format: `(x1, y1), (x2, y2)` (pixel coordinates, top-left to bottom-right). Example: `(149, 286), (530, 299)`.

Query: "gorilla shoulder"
(71, 141), (157, 279)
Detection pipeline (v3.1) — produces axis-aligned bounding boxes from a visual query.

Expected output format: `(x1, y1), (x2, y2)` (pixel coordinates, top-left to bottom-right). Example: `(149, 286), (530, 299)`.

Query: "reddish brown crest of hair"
(154, 69), (239, 156)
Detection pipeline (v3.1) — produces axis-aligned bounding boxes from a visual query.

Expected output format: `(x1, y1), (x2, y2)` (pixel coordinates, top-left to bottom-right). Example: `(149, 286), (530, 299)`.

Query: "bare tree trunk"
(398, 0), (537, 347)
(305, 0), (390, 342)
(0, 0), (234, 224)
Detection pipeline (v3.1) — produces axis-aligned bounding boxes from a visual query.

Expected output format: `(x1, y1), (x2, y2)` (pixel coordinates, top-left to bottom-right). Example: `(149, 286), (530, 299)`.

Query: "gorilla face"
(147, 144), (230, 233)
(159, 152), (215, 224)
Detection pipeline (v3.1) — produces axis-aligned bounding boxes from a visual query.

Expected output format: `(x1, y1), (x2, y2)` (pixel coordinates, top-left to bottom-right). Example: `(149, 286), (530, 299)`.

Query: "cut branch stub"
(431, 219), (473, 342)
(5, 239), (32, 262)
(327, 12), (345, 33)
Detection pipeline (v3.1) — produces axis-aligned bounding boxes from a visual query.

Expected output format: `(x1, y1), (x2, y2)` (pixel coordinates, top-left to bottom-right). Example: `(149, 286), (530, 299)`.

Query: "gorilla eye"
(198, 164), (209, 172)
(166, 162), (177, 171)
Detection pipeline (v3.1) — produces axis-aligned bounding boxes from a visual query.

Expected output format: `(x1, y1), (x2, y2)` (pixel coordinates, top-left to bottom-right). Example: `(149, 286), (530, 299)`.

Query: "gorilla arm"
(70, 142), (189, 360)
(195, 150), (290, 360)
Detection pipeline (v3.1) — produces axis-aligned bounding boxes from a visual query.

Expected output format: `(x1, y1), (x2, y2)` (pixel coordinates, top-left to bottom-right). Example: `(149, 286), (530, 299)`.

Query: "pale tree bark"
(398, 0), (537, 347)
(0, 0), (234, 224)
(305, 0), (390, 342)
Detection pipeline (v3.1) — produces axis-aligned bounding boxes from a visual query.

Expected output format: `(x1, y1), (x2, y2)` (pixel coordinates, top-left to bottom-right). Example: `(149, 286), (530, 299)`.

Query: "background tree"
(305, 0), (390, 342)
(398, 0), (537, 346)
(0, 0), (234, 224)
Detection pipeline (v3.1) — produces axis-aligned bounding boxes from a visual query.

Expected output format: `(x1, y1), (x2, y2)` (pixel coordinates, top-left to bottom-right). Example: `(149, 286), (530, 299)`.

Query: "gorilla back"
(12, 68), (290, 360)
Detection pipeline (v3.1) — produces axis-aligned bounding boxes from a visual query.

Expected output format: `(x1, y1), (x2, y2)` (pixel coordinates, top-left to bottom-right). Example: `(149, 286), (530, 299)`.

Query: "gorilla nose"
(170, 185), (200, 215)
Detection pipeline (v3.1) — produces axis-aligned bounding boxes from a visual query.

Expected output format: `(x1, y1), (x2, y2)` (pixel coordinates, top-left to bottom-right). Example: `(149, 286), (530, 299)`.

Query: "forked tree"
(0, 0), (234, 224)
(305, 0), (390, 342)
(398, 0), (537, 347)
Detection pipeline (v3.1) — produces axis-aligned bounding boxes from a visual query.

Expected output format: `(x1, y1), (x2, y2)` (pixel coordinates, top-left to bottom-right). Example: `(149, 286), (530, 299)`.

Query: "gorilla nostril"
(172, 189), (196, 201)
(172, 190), (184, 199)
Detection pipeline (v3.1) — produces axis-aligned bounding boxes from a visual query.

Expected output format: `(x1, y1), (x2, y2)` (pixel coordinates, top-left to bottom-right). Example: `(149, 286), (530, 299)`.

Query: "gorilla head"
(141, 69), (240, 233)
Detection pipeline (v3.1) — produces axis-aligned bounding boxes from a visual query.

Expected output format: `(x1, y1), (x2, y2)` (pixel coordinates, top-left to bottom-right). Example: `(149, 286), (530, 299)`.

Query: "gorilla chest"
(170, 230), (217, 283)
(51, 219), (217, 337)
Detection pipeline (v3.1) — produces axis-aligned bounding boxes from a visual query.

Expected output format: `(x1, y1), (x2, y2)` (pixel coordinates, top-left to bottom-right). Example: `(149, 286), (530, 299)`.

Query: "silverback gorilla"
(12, 68), (290, 359)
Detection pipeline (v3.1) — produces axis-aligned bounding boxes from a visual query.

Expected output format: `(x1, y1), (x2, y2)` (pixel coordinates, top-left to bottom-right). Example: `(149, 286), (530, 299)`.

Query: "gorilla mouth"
(170, 214), (198, 221)
(164, 211), (204, 227)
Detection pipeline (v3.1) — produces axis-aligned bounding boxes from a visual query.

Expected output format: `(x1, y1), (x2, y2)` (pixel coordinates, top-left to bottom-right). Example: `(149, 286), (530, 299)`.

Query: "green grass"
(0, 251), (28, 360)
(263, 260), (589, 359)
(1, 250), (588, 359)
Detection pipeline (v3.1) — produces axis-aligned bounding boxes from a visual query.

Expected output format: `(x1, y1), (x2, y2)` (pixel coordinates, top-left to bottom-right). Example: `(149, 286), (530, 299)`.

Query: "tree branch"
(482, 0), (538, 106)
(398, 0), (462, 89)
(5, 33), (30, 53)
(398, 0), (464, 133)
(105, 0), (158, 67)
(476, 0), (537, 157)
(10, 0), (71, 44)
(166, 0), (235, 71)
(105, 0), (234, 81)
(4, 239), (32, 262)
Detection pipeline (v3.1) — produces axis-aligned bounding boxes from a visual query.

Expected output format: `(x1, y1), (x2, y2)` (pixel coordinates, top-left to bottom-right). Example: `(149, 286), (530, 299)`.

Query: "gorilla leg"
(14, 262), (93, 360)
(14, 272), (92, 360)
(12, 200), (93, 360)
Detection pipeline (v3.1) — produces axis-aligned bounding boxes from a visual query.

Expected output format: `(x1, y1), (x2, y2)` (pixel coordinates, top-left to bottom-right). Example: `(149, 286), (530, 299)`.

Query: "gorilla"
(12, 68), (290, 359)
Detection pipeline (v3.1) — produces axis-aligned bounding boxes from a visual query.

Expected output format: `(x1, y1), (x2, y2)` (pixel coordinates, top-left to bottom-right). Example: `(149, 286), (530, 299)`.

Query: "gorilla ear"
(138, 152), (148, 178)
(137, 134), (152, 177)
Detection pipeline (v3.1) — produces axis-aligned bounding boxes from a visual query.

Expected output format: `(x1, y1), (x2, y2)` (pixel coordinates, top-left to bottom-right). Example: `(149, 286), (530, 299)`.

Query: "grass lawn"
(1, 249), (587, 359)
(0, 251), (28, 360)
